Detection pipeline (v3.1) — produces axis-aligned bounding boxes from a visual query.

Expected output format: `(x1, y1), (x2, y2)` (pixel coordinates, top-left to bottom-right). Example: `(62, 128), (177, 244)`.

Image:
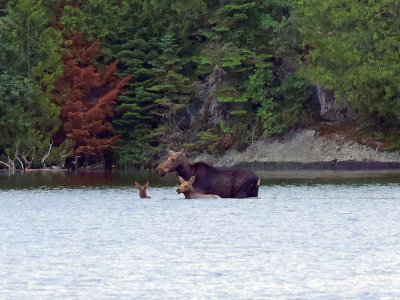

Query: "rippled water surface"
(0, 171), (400, 299)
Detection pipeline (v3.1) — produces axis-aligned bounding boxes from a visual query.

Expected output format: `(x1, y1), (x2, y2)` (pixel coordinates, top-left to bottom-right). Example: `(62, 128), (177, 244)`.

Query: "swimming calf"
(135, 181), (151, 198)
(176, 176), (220, 199)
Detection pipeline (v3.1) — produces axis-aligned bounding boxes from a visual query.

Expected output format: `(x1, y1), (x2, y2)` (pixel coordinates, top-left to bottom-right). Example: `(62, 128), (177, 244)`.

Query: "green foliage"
(247, 64), (280, 136)
(103, 22), (195, 164)
(196, 131), (221, 153)
(257, 97), (281, 136)
(7, 0), (51, 73)
(149, 44), (194, 126)
(191, 0), (306, 148)
(219, 121), (232, 134)
(0, 73), (31, 148)
(104, 29), (161, 164)
(0, 0), (62, 166)
(0, 0), (322, 168)
(197, 132), (219, 142)
(376, 130), (400, 152)
(247, 63), (316, 137)
(298, 0), (400, 127)
(60, 1), (132, 39)
(276, 74), (318, 129)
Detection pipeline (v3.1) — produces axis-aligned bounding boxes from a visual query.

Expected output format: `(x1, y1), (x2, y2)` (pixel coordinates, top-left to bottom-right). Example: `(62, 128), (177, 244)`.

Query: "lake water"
(0, 171), (399, 299)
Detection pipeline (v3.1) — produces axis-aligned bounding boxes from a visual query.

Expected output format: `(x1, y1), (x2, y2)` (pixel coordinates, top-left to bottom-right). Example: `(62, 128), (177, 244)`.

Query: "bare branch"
(0, 141), (22, 171)
(0, 160), (11, 169)
(59, 151), (72, 168)
(41, 140), (53, 168)
(73, 156), (81, 164)
(61, 151), (72, 160)
(72, 155), (81, 169)
(22, 147), (32, 160)
(16, 155), (24, 170)
(7, 156), (15, 172)
(11, 141), (20, 169)
(22, 152), (29, 164)
(14, 140), (20, 157)
(22, 147), (35, 170)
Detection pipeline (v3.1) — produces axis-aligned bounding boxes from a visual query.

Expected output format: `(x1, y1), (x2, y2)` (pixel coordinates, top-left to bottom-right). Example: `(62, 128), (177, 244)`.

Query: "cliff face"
(194, 125), (400, 170)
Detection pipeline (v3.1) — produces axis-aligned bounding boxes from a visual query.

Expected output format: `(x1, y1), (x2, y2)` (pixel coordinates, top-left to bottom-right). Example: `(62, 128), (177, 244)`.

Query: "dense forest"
(1, 0), (399, 170)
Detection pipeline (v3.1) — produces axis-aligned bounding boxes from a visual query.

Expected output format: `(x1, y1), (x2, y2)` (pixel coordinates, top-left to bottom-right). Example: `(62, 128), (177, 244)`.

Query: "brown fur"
(135, 181), (151, 198)
(177, 176), (220, 199)
(156, 150), (259, 198)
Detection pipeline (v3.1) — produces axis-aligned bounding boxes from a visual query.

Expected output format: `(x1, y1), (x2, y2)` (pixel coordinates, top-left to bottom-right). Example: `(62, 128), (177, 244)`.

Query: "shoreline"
(230, 160), (400, 179)
(254, 169), (400, 180)
(2, 165), (400, 184)
(234, 160), (400, 172)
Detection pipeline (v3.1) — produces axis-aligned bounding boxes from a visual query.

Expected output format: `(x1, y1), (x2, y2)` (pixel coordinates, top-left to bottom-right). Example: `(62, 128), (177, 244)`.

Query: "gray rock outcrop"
(316, 86), (357, 122)
(194, 129), (400, 169)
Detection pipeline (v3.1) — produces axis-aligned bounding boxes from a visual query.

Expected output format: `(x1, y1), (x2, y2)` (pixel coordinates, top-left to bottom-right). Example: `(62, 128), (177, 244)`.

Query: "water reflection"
(1, 169), (400, 190)
(0, 170), (178, 190)
(0, 171), (400, 298)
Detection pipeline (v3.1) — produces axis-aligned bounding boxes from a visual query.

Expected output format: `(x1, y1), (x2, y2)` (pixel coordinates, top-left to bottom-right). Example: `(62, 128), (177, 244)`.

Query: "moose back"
(156, 150), (259, 198)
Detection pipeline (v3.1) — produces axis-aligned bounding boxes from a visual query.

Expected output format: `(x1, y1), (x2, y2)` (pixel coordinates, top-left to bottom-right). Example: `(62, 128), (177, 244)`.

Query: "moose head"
(176, 176), (195, 194)
(156, 149), (187, 177)
(135, 181), (150, 198)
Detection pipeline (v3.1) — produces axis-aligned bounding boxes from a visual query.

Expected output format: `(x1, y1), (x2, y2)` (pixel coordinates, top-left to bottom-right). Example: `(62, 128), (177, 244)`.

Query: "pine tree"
(299, 0), (400, 128)
(52, 33), (131, 159)
(193, 0), (313, 147)
(104, 29), (162, 165)
(0, 0), (63, 166)
(98, 2), (201, 164)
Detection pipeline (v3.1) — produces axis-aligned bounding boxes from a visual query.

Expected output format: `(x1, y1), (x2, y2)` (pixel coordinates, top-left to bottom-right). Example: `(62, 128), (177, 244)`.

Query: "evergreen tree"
(0, 0), (320, 168)
(299, 0), (400, 128)
(98, 1), (203, 164)
(52, 33), (131, 160)
(0, 0), (62, 166)
(104, 29), (162, 165)
(193, 0), (312, 148)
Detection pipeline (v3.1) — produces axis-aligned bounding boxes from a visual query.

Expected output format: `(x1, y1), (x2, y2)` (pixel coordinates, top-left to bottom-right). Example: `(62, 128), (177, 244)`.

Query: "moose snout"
(156, 166), (165, 176)
(176, 188), (182, 194)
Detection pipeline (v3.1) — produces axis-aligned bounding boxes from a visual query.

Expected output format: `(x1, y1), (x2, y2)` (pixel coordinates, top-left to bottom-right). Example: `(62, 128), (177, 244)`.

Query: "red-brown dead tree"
(52, 33), (131, 162)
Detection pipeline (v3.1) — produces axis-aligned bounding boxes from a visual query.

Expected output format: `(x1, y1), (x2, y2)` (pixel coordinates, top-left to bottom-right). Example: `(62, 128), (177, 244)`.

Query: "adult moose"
(156, 150), (259, 198)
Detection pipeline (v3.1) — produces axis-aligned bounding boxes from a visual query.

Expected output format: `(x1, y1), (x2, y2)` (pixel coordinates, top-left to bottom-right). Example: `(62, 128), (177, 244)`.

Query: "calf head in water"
(135, 181), (150, 198)
(176, 176), (195, 194)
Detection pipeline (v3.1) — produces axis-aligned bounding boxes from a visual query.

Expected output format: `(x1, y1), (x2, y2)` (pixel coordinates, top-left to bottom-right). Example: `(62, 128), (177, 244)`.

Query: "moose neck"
(176, 157), (193, 180)
(182, 191), (193, 199)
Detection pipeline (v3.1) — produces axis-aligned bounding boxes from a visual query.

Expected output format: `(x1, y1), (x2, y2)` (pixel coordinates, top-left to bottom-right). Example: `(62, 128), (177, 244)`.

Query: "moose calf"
(177, 176), (220, 199)
(135, 181), (151, 198)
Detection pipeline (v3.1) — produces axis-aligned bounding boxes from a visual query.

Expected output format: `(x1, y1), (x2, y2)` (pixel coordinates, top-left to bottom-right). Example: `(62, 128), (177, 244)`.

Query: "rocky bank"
(193, 125), (400, 172)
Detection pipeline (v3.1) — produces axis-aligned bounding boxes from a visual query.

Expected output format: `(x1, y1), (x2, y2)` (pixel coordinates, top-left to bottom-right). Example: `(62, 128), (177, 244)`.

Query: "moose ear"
(189, 176), (195, 184)
(178, 176), (185, 183)
(135, 181), (141, 189)
(178, 147), (185, 154)
(168, 149), (175, 156)
(145, 181), (150, 189)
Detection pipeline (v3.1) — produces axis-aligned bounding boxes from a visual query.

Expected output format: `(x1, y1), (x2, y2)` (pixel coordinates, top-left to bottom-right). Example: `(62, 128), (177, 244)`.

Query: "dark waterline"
(0, 170), (177, 190)
(1, 169), (400, 190)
